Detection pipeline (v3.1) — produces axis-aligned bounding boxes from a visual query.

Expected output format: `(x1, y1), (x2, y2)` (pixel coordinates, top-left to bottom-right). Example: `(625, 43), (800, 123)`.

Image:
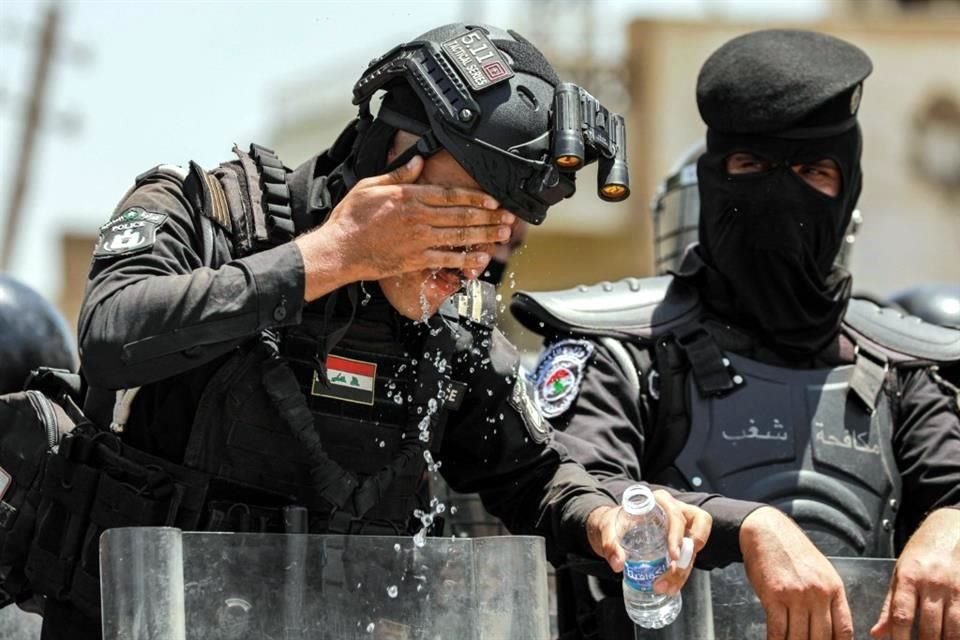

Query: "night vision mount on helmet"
(351, 23), (629, 224)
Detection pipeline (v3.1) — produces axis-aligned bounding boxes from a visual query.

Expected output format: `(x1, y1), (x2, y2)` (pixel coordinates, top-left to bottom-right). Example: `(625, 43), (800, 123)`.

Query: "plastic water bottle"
(620, 484), (684, 628)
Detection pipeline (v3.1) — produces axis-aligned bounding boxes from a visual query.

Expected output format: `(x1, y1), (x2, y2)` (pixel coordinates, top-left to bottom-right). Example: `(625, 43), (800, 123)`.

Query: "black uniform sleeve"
(78, 171), (305, 389)
(438, 329), (617, 563)
(548, 339), (763, 569)
(892, 366), (960, 537)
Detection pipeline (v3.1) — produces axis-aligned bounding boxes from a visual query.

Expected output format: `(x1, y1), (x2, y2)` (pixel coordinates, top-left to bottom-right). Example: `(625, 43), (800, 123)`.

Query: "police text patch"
(441, 29), (514, 92)
(94, 207), (168, 259)
(532, 340), (594, 419)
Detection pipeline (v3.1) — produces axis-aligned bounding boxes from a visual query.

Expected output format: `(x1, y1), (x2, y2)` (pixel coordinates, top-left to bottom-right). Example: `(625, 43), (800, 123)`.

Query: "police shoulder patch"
(94, 207), (168, 259)
(532, 339), (594, 419)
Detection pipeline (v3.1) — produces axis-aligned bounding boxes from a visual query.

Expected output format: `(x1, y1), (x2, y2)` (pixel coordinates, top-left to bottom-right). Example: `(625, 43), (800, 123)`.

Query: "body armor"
(172, 145), (465, 535)
(675, 352), (899, 556)
(513, 274), (960, 556)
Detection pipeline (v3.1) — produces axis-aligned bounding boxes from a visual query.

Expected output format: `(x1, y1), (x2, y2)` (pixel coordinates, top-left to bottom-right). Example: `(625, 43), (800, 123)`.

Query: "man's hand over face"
(587, 489), (711, 595)
(740, 506), (854, 640)
(871, 507), (960, 640)
(295, 156), (515, 302)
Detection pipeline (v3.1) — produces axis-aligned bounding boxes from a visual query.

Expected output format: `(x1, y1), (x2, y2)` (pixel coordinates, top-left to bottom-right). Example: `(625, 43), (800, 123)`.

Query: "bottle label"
(623, 557), (668, 592)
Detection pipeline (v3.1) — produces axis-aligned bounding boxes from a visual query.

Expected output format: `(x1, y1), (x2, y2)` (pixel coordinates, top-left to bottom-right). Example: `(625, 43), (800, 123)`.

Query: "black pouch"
(65, 436), (209, 618)
(0, 368), (82, 607)
(1, 367), (209, 618)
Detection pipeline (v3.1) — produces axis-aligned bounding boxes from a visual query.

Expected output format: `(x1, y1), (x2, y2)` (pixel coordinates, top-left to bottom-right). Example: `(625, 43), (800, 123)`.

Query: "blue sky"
(0, 0), (825, 298)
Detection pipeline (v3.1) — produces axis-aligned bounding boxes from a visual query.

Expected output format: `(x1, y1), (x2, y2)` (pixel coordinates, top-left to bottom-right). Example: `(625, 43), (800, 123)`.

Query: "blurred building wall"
(626, 17), (960, 296)
(58, 233), (96, 332)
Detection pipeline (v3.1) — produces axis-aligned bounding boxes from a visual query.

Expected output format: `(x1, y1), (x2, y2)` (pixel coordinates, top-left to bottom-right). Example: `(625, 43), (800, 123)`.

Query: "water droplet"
(387, 585), (398, 598)
(379, 440), (386, 448)
(450, 506), (458, 515)
(366, 622), (375, 633)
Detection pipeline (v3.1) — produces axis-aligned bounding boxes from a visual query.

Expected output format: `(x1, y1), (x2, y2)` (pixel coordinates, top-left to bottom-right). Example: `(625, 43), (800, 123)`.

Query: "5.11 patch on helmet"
(441, 28), (514, 92)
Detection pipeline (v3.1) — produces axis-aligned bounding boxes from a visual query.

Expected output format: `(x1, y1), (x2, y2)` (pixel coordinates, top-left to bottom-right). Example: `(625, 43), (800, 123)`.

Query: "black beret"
(697, 29), (873, 137)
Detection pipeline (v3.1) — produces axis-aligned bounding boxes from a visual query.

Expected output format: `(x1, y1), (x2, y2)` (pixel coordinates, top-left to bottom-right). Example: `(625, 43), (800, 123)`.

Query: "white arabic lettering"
(814, 427), (880, 455)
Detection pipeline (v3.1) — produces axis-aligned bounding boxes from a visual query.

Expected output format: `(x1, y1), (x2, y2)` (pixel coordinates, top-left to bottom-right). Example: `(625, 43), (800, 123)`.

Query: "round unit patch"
(532, 339), (594, 418)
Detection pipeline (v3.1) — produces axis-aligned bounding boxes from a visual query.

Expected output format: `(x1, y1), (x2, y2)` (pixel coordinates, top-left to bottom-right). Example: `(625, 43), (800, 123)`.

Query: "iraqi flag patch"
(311, 355), (377, 405)
(532, 340), (594, 418)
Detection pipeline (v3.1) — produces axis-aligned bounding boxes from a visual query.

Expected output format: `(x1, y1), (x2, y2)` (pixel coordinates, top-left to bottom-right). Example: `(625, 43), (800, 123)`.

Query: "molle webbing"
(249, 143), (296, 247)
(260, 325), (456, 521)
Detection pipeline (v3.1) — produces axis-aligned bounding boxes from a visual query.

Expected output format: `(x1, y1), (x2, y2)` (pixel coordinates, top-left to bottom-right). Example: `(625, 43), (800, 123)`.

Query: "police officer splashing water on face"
(0, 23), (715, 639)
(515, 29), (960, 640)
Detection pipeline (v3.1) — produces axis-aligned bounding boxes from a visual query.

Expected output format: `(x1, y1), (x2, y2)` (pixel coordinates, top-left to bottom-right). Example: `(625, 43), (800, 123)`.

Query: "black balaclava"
(693, 125), (863, 359)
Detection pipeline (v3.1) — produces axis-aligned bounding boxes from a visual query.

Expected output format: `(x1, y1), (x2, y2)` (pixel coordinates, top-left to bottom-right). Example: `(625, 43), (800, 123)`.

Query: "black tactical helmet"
(350, 23), (629, 224)
(0, 275), (77, 394)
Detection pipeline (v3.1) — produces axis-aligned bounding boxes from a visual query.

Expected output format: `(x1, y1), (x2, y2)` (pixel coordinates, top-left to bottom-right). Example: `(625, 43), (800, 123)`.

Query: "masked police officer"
(514, 30), (960, 639)
(36, 23), (713, 640)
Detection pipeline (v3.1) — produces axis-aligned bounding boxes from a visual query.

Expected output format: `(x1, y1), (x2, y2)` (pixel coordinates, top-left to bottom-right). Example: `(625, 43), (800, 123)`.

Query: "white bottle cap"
(677, 536), (695, 570)
(621, 484), (656, 516)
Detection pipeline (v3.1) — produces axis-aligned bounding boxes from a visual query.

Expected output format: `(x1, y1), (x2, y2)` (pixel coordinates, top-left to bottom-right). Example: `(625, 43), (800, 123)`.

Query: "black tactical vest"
(513, 275), (960, 557)
(175, 144), (462, 534)
(674, 352), (899, 556)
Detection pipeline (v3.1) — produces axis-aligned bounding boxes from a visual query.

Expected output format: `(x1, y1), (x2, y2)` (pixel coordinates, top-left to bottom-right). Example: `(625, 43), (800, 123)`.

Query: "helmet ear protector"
(352, 27), (629, 224)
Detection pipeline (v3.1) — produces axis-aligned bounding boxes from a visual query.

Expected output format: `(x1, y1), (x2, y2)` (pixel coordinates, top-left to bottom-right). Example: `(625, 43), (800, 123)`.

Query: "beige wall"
(625, 18), (960, 296)
(57, 233), (96, 333)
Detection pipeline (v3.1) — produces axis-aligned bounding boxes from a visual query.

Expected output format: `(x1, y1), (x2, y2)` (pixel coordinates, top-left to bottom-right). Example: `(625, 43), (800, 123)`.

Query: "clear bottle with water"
(620, 484), (682, 629)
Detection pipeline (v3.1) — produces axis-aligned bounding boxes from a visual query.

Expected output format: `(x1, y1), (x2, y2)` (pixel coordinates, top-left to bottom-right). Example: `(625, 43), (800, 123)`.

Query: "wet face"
(378, 131), (499, 321)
